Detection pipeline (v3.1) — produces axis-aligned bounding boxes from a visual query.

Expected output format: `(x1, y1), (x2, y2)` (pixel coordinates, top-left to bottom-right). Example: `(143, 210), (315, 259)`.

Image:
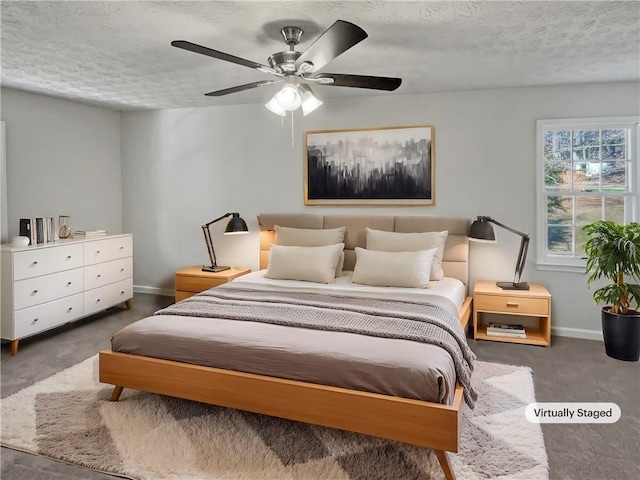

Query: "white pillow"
(266, 243), (344, 284)
(352, 247), (436, 288)
(365, 228), (449, 281)
(274, 225), (346, 276)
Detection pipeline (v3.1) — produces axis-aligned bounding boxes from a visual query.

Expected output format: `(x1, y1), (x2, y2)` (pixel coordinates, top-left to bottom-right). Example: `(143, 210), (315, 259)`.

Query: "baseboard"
(551, 326), (603, 341)
(133, 285), (175, 297)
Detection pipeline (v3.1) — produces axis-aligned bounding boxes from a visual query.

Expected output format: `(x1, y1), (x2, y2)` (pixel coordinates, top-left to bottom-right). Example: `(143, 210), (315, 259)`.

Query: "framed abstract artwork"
(304, 125), (434, 205)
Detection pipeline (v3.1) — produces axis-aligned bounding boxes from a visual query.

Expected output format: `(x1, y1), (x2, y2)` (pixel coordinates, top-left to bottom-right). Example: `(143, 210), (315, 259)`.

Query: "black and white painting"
(304, 125), (434, 205)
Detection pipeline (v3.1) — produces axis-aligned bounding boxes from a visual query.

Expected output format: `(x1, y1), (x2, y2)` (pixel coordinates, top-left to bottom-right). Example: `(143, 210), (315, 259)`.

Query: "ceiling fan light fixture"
(275, 84), (302, 110)
(265, 95), (287, 116)
(300, 86), (323, 116)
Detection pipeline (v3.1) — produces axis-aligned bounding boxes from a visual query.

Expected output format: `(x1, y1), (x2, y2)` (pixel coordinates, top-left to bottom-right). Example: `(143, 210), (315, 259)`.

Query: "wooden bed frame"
(99, 214), (473, 480)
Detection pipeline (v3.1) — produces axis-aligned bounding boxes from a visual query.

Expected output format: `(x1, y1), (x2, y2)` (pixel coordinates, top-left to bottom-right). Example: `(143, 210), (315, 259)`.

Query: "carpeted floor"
(1, 293), (639, 479)
(1, 354), (547, 480)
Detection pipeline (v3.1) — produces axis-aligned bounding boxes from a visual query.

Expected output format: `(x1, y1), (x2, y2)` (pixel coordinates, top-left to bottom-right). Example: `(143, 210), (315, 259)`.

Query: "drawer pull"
(97, 274), (102, 278)
(32, 289), (38, 294)
(32, 318), (39, 323)
(96, 299), (101, 303)
(96, 250), (100, 254)
(506, 302), (520, 308)
(67, 255), (72, 259)
(67, 307), (73, 312)
(120, 268), (125, 272)
(119, 246), (124, 250)
(33, 261), (38, 265)
(67, 282), (72, 286)
(120, 291), (125, 295)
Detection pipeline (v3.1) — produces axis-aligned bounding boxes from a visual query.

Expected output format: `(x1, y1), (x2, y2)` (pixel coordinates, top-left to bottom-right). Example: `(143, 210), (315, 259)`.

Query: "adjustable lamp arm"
(471, 216), (530, 289)
(201, 213), (248, 273)
(203, 212), (233, 229)
(202, 213), (233, 271)
(478, 216), (528, 239)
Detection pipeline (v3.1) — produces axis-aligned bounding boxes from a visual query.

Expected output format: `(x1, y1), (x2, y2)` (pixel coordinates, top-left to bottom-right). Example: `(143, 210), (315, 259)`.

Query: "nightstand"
(473, 280), (551, 347)
(175, 266), (251, 302)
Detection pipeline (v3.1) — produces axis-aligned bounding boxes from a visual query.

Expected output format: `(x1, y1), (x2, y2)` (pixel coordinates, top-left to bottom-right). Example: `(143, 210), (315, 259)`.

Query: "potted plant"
(583, 221), (640, 361)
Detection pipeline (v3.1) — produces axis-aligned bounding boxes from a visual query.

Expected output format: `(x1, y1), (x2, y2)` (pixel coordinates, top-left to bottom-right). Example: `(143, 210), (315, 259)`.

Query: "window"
(536, 117), (639, 270)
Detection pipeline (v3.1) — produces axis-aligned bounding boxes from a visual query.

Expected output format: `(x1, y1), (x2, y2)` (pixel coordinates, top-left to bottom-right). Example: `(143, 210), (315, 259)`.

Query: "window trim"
(536, 116), (640, 270)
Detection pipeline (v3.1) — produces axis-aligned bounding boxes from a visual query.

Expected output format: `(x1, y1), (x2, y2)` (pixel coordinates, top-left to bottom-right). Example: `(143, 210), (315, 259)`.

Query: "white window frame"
(536, 116), (640, 272)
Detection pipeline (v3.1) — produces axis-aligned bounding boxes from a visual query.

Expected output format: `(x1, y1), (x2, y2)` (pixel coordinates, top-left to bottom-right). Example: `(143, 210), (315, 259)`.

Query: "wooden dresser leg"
(435, 450), (456, 480)
(10, 339), (19, 356)
(125, 299), (132, 309)
(110, 386), (124, 402)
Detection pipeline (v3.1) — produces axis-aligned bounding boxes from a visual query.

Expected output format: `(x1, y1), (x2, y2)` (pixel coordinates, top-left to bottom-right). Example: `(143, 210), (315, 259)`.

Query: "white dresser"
(1, 234), (133, 355)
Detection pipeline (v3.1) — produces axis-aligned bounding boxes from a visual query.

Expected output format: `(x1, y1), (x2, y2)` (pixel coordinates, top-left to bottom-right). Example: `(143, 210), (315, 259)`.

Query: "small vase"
(59, 216), (71, 239)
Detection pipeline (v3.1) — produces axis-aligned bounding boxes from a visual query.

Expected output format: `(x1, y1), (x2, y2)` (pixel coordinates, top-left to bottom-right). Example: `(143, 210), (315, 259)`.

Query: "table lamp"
(469, 216), (530, 290)
(202, 212), (249, 272)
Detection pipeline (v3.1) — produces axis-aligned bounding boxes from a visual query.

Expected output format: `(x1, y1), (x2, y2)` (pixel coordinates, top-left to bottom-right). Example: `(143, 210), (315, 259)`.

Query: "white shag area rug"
(1, 356), (548, 480)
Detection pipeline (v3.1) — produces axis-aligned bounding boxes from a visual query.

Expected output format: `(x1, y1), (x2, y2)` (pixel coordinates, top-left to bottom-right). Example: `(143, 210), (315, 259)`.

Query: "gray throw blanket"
(156, 285), (478, 408)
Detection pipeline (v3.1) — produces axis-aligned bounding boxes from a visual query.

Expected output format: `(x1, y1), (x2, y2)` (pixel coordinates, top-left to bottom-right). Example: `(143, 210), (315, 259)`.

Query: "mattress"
(111, 272), (467, 405)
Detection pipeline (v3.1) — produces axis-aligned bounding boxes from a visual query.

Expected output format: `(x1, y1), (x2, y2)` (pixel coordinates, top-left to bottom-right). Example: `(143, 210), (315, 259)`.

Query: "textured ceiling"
(1, 1), (639, 111)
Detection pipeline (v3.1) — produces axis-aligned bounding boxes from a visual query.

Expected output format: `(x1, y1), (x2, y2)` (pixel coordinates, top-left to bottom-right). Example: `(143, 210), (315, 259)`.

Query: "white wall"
(121, 81), (639, 338)
(1, 88), (122, 239)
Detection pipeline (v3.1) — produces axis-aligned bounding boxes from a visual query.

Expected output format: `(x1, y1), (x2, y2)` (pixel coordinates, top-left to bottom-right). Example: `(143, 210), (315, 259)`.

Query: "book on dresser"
(19, 219), (32, 244)
(73, 229), (107, 237)
(486, 322), (527, 338)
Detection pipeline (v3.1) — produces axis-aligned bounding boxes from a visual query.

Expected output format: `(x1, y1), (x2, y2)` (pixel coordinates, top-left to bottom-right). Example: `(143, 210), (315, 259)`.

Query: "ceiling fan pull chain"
(291, 111), (295, 147)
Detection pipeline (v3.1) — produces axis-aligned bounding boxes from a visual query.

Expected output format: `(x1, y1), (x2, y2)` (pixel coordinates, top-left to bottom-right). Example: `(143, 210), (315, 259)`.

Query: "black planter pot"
(602, 308), (640, 362)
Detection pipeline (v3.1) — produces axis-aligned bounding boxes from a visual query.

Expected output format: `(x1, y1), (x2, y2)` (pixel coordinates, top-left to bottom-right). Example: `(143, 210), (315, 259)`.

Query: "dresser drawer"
(13, 244), (84, 280)
(475, 294), (549, 316)
(84, 236), (132, 266)
(14, 294), (84, 339)
(84, 279), (133, 316)
(84, 257), (133, 290)
(14, 268), (84, 310)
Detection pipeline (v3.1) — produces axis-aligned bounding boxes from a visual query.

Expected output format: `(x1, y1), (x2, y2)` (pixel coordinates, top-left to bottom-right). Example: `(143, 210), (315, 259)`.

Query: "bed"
(99, 214), (474, 480)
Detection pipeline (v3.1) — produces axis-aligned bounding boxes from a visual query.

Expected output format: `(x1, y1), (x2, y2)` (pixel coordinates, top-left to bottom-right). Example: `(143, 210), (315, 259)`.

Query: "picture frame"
(304, 125), (434, 206)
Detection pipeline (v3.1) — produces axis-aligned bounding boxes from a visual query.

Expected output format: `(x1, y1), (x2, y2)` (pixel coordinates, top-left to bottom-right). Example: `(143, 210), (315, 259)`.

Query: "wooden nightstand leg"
(10, 339), (19, 356)
(125, 299), (132, 309)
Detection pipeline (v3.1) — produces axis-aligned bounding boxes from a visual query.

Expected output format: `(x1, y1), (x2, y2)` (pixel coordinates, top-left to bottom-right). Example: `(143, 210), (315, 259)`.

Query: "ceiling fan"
(171, 20), (402, 116)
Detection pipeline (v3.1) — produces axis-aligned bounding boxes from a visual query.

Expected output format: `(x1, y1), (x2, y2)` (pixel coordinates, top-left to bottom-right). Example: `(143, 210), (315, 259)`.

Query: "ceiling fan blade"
(205, 80), (281, 97)
(313, 73), (402, 91)
(294, 20), (368, 72)
(171, 40), (278, 75)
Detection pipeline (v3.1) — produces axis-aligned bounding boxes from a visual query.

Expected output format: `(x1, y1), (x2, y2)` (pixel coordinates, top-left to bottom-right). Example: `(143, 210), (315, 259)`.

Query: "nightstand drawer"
(176, 276), (226, 293)
(475, 294), (548, 316)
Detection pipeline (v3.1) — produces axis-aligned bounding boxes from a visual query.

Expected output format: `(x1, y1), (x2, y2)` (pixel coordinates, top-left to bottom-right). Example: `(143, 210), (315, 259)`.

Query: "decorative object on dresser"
(73, 229), (106, 237)
(202, 212), (249, 272)
(11, 236), (30, 248)
(1, 234), (133, 355)
(304, 126), (434, 206)
(583, 221), (640, 361)
(473, 280), (551, 347)
(174, 266), (251, 302)
(58, 215), (71, 239)
(468, 215), (530, 290)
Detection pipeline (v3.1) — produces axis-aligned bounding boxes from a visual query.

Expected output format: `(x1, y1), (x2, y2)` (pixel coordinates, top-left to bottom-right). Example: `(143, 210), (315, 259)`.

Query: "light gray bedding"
(112, 280), (473, 405)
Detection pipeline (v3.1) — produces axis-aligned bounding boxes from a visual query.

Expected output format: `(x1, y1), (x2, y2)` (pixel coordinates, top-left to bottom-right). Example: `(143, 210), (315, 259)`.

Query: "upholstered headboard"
(257, 214), (470, 284)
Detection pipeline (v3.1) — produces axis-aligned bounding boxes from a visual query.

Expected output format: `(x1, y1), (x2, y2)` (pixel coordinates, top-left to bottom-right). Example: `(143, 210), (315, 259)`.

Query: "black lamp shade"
(469, 217), (495, 241)
(224, 213), (249, 234)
